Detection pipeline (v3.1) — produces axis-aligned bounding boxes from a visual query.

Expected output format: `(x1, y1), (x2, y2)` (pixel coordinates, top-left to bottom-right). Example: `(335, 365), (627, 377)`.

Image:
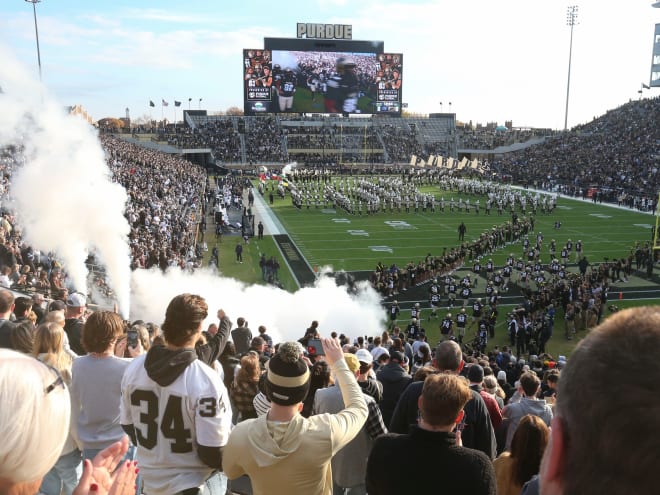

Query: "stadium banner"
(243, 49), (273, 114)
(650, 24), (660, 88)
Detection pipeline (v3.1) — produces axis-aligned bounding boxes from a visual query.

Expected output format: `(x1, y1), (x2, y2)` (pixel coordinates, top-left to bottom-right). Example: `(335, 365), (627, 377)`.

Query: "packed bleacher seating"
(102, 135), (207, 270)
(457, 126), (553, 150)
(493, 97), (660, 202)
(244, 116), (288, 164)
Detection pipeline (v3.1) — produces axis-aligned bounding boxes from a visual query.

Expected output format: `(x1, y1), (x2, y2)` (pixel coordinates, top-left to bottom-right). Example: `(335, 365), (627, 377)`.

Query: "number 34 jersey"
(121, 350), (232, 495)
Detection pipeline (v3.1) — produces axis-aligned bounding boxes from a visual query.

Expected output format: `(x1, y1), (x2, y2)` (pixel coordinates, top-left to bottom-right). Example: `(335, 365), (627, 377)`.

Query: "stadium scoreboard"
(243, 25), (402, 116)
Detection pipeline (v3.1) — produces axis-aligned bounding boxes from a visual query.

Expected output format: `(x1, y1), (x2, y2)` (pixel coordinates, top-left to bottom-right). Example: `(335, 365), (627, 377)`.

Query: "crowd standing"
(2, 286), (657, 495)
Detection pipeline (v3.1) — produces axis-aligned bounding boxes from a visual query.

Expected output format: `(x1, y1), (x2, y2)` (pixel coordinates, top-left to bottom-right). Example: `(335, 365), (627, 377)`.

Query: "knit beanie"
(265, 342), (310, 405)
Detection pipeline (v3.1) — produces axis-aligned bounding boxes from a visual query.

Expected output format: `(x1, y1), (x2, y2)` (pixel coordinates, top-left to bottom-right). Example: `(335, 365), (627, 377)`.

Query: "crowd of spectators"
(244, 117), (288, 164)
(0, 286), (567, 495)
(378, 123), (424, 162)
(457, 127), (552, 150)
(0, 135), (207, 309)
(494, 97), (660, 202)
(102, 135), (206, 270)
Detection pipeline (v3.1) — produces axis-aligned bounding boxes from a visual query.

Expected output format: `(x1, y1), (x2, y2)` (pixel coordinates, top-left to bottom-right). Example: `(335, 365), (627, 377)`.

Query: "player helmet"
(415, 303), (420, 308)
(336, 57), (356, 73)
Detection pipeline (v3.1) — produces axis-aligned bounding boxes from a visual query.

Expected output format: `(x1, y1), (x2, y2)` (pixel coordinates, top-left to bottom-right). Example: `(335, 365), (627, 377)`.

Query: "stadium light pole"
(25, 0), (43, 82)
(564, 5), (579, 131)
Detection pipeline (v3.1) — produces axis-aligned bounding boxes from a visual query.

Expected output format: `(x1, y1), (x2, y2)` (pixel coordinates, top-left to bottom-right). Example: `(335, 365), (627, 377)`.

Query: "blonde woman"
(33, 322), (78, 495)
(44, 309), (78, 359)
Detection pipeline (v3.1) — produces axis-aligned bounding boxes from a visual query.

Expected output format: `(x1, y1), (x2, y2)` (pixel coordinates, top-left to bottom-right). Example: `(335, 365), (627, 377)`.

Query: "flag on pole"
(174, 101), (181, 107)
(149, 100), (155, 107)
(642, 83), (651, 90)
(162, 99), (169, 107)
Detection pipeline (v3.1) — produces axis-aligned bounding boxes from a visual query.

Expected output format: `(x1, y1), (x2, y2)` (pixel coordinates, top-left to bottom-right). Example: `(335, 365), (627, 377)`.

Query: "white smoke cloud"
(130, 267), (386, 345)
(0, 45), (132, 316)
(0, 43), (387, 338)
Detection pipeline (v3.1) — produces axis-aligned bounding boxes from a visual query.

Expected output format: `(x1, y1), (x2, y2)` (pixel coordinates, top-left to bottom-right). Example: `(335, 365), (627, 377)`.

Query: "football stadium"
(1, 4), (660, 495)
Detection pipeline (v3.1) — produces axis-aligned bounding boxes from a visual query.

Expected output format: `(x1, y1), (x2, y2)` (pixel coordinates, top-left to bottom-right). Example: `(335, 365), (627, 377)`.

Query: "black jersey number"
(130, 390), (192, 453)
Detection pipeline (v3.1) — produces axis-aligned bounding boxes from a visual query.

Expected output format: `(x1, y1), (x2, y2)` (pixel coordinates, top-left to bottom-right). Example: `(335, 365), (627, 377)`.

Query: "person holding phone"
(224, 338), (368, 495)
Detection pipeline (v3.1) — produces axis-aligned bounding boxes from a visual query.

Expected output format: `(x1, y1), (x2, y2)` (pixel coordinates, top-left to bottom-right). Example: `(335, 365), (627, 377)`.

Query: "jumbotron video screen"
(243, 49), (402, 115)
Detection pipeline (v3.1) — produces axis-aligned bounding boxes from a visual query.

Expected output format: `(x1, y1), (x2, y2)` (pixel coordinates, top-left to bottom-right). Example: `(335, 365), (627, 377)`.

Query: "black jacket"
(196, 316), (232, 366)
(366, 428), (496, 495)
(376, 363), (412, 427)
(389, 380), (497, 459)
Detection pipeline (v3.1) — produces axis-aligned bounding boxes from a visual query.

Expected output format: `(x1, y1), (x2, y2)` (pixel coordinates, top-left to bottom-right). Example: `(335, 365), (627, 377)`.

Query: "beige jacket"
(223, 359), (368, 495)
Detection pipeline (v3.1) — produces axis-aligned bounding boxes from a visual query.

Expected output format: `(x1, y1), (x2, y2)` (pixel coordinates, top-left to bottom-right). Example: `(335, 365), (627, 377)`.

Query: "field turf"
(260, 178), (660, 358)
(269, 184), (655, 274)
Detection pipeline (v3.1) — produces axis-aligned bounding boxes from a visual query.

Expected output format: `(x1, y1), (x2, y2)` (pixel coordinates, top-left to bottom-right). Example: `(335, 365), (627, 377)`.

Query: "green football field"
(206, 177), (659, 358)
(269, 184), (656, 273)
(261, 179), (659, 357)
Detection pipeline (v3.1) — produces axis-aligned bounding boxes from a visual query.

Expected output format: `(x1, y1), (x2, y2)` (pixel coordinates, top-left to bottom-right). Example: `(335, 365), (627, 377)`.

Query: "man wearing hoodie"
(376, 350), (412, 427)
(120, 294), (233, 495)
(223, 338), (368, 495)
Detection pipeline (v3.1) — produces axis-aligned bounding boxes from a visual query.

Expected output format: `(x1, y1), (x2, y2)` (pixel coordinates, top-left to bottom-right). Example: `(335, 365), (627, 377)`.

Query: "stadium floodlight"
(564, 5), (579, 131)
(25, 0), (43, 81)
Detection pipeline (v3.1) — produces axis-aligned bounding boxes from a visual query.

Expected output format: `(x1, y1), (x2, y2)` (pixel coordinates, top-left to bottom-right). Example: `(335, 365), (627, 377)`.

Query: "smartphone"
(307, 338), (324, 356)
(127, 330), (139, 348)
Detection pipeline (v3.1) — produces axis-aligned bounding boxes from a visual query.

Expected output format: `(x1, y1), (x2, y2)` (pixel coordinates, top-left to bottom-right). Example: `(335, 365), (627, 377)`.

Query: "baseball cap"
(355, 348), (373, 364)
(66, 293), (86, 307)
(344, 353), (360, 373)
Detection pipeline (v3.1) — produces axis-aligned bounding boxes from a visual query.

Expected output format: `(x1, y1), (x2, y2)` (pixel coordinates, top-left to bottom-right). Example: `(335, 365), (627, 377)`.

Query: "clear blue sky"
(1, 0), (658, 128)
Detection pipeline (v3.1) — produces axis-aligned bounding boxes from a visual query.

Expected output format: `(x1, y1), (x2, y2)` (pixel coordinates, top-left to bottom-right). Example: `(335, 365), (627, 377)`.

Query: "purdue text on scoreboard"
(297, 23), (353, 40)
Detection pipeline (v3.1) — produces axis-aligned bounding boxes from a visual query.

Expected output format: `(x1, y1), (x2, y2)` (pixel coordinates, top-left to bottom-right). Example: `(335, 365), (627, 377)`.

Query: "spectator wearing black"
(389, 340), (497, 459)
(63, 293), (86, 356)
(12, 296), (32, 324)
(231, 317), (252, 356)
(0, 290), (17, 349)
(376, 350), (412, 427)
